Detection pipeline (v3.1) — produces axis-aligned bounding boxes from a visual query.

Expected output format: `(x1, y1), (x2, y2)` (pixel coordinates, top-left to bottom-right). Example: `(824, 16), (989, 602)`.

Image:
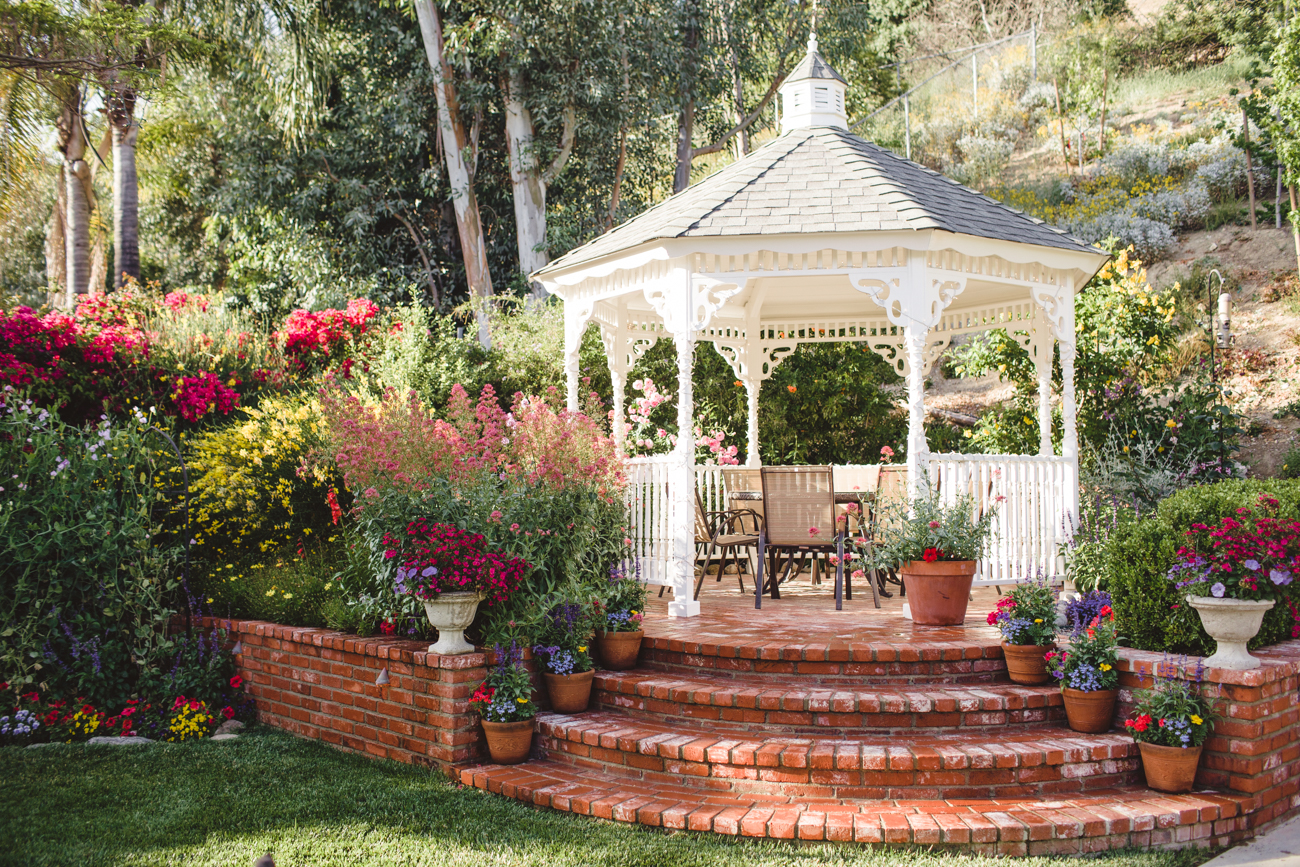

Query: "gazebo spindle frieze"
(537, 32), (1108, 614)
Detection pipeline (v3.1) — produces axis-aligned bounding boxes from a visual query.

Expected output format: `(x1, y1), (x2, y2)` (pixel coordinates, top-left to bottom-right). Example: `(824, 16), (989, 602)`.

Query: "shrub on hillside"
(1105, 480), (1300, 655)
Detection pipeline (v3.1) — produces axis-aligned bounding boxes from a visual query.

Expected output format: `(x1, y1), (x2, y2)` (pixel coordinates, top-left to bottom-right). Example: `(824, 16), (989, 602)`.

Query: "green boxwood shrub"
(1107, 479), (1300, 655)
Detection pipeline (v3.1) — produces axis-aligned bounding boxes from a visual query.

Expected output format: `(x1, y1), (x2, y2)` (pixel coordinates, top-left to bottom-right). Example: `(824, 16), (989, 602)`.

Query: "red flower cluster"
(279, 299), (379, 374)
(922, 547), (943, 562)
(1125, 713), (1152, 733)
(383, 520), (529, 604)
(172, 371), (241, 423)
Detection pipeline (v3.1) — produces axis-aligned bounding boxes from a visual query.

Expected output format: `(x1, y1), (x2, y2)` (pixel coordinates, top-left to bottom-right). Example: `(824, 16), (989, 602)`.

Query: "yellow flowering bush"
(63, 705), (104, 741)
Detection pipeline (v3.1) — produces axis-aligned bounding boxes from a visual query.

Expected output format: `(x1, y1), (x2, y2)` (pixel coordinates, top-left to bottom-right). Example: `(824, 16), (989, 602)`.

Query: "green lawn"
(0, 730), (1220, 867)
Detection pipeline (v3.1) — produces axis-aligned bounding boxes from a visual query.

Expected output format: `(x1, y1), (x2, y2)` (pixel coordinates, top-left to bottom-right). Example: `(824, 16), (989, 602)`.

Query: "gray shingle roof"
(539, 127), (1099, 277)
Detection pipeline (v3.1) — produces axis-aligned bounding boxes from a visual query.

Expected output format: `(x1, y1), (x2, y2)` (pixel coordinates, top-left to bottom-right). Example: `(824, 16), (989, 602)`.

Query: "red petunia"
(222, 706), (235, 720)
(188, 700), (201, 711)
(229, 675), (243, 689)
(922, 547), (941, 563)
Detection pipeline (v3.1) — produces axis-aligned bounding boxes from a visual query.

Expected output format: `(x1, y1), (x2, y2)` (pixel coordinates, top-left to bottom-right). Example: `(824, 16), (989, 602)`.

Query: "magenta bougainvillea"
(278, 298), (379, 375)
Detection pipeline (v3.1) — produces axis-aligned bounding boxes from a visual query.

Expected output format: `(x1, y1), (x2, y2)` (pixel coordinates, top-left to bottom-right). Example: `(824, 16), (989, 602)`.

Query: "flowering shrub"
(621, 378), (739, 465)
(1168, 495), (1299, 602)
(384, 521), (528, 603)
(597, 564), (647, 633)
(470, 641), (536, 723)
(278, 299), (380, 376)
(1124, 659), (1215, 748)
(987, 576), (1058, 646)
(1047, 603), (1119, 692)
(1, 392), (179, 700)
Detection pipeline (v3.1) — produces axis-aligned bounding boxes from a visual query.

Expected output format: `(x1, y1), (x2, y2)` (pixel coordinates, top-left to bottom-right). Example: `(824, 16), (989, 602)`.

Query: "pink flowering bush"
(621, 377), (738, 464)
(278, 299), (379, 376)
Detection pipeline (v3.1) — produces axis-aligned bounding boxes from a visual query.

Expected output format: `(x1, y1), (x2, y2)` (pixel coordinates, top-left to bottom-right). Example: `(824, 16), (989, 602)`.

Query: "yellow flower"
(577, 646), (587, 653)
(1034, 618), (1043, 623)
(265, 589), (275, 597)
(1191, 715), (1203, 725)
(1165, 419), (1177, 429)
(206, 597), (213, 604)
(1099, 663), (1112, 671)
(516, 697), (529, 704)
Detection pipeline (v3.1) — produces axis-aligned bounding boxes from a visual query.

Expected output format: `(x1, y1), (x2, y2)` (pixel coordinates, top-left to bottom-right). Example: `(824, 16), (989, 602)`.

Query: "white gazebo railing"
(624, 455), (1072, 596)
(624, 454), (677, 587)
(928, 453), (1071, 587)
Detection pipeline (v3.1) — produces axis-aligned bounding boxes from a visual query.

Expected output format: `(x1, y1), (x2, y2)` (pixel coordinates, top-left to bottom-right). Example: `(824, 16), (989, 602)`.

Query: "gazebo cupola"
(779, 31), (848, 133)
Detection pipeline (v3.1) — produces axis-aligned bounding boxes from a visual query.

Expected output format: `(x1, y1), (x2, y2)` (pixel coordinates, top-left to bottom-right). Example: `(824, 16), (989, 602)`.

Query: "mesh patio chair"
(755, 465), (849, 610)
(693, 490), (762, 599)
(873, 464), (909, 597)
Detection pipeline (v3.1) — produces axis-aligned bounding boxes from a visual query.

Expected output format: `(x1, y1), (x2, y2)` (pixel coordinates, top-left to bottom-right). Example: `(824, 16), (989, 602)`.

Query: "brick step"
(593, 670), (1066, 734)
(460, 758), (1250, 854)
(534, 712), (1142, 801)
(641, 634), (1011, 684)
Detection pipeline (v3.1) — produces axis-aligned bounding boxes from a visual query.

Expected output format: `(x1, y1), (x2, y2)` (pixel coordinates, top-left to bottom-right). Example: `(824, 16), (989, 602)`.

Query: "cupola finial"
(809, 0), (819, 53)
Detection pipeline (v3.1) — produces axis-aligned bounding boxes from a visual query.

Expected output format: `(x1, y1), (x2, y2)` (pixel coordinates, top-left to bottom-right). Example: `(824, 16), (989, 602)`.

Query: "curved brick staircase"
(458, 589), (1291, 855)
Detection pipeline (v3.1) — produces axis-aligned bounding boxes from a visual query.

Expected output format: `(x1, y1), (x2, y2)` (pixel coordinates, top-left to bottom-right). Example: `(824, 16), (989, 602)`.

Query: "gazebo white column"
(669, 324), (700, 617)
(744, 378), (761, 467)
(902, 323), (929, 498)
(1059, 336), (1080, 523)
(1031, 327), (1055, 457)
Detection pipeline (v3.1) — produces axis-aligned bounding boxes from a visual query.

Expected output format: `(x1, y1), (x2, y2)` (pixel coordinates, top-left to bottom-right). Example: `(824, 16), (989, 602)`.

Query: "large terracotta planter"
(1062, 687), (1118, 733)
(481, 718), (534, 765)
(1186, 596), (1275, 671)
(1138, 741), (1203, 793)
(595, 630), (643, 670)
(422, 592), (485, 655)
(543, 669), (595, 714)
(901, 560), (977, 626)
(1002, 642), (1054, 685)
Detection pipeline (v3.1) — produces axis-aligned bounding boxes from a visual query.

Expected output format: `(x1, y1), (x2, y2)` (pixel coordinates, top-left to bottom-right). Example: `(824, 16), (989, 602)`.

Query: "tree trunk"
(45, 171), (66, 304)
(503, 73), (549, 286)
(674, 98), (695, 193)
(111, 112), (140, 288)
(413, 0), (494, 348)
(63, 110), (91, 302)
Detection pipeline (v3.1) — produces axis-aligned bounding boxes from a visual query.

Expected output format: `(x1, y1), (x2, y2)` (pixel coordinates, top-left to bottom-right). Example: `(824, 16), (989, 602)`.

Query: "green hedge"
(1108, 479), (1300, 655)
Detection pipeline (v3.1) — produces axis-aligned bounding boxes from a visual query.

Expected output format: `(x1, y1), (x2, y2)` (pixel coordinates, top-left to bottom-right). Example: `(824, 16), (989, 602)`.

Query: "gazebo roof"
(538, 126), (1098, 279)
(787, 47), (846, 84)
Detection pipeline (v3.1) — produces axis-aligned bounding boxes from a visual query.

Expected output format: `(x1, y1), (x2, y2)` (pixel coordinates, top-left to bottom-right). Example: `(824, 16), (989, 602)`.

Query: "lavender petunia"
(1270, 569), (1292, 586)
(421, 566), (437, 577)
(1243, 559), (1260, 571)
(1211, 582), (1226, 598)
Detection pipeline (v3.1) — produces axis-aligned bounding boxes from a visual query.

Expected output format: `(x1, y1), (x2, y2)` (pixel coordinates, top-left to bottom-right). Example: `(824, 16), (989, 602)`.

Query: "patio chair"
(693, 490), (762, 599)
(873, 464), (909, 597)
(755, 465), (849, 610)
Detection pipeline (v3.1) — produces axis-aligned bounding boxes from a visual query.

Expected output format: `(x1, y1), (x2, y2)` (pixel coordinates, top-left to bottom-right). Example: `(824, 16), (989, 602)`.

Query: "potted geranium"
(594, 563), (646, 670)
(1168, 495), (1297, 670)
(383, 520), (529, 655)
(861, 489), (998, 626)
(470, 641), (536, 764)
(1124, 659), (1216, 793)
(988, 576), (1057, 684)
(1048, 592), (1120, 732)
(534, 594), (597, 714)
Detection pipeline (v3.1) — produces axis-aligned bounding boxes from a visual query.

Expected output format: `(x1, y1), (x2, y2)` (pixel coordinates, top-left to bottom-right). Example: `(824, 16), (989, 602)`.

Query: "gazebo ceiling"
(537, 126), (1102, 288)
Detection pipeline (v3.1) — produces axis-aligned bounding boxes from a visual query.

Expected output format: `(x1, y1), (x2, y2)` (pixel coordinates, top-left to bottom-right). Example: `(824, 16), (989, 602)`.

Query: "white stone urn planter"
(422, 592), (485, 655)
(1186, 596), (1275, 670)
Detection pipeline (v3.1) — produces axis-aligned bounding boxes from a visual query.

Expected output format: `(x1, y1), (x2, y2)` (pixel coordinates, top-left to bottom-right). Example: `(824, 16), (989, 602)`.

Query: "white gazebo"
(535, 35), (1109, 617)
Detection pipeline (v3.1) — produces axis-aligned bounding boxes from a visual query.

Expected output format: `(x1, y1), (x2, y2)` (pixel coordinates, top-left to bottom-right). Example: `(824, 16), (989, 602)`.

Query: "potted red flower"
(470, 641), (536, 764)
(1124, 660), (1216, 793)
(1047, 592), (1120, 732)
(988, 576), (1058, 684)
(857, 489), (998, 626)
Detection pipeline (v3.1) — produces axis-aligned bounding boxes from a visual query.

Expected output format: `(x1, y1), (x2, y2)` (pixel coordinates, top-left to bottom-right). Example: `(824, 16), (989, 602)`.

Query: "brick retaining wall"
(196, 617), (489, 773)
(1118, 642), (1300, 835)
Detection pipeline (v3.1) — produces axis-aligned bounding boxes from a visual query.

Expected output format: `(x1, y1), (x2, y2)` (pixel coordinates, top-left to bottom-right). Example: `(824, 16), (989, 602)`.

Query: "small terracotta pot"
(481, 718), (534, 765)
(595, 630), (643, 670)
(543, 669), (595, 714)
(1138, 741), (1203, 793)
(1062, 687), (1118, 733)
(1002, 642), (1055, 685)
(900, 560), (977, 626)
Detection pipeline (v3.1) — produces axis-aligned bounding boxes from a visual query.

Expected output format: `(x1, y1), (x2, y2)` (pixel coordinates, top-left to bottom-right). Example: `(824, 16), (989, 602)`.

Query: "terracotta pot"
(1138, 741), (1203, 794)
(1002, 642), (1055, 685)
(1186, 596), (1275, 671)
(421, 592), (485, 655)
(1062, 687), (1118, 733)
(595, 630), (643, 670)
(543, 669), (595, 714)
(900, 560), (977, 626)
(481, 718), (534, 765)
